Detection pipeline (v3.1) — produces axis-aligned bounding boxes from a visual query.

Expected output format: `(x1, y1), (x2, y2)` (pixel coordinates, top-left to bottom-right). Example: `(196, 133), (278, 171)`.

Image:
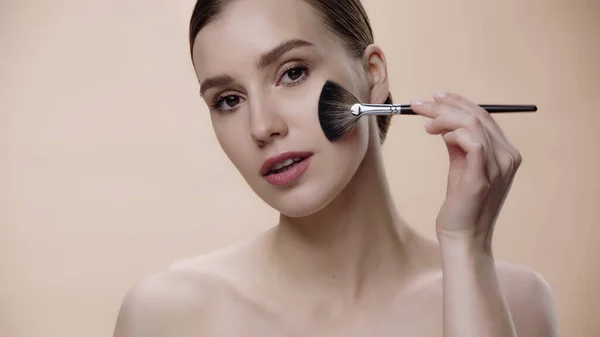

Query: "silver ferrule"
(350, 103), (405, 116)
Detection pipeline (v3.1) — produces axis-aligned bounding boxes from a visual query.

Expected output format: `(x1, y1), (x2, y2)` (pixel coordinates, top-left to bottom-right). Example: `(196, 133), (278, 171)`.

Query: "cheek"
(342, 117), (370, 155)
(302, 101), (323, 138)
(318, 115), (370, 174)
(335, 117), (371, 171)
(211, 116), (255, 174)
(280, 83), (323, 130)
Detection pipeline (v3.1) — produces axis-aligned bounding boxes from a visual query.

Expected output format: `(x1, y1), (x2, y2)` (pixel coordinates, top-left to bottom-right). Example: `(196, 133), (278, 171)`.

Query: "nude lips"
(261, 152), (312, 186)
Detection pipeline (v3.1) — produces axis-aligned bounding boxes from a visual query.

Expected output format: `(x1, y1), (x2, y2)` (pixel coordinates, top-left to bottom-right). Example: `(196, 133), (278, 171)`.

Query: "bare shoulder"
(112, 238), (262, 337)
(112, 269), (212, 337)
(495, 261), (559, 337)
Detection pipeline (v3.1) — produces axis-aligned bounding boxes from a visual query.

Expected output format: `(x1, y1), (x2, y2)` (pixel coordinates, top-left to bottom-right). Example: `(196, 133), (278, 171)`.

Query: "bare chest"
(206, 289), (444, 337)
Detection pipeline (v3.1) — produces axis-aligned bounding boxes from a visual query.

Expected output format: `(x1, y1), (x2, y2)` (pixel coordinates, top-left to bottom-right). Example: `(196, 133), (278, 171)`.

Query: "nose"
(249, 96), (288, 147)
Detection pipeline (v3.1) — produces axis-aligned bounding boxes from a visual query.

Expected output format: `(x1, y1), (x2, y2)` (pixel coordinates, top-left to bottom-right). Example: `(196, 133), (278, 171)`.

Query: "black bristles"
(318, 80), (362, 142)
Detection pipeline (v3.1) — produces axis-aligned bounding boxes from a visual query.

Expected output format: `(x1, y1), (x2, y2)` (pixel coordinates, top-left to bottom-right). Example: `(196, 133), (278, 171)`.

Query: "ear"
(362, 44), (389, 104)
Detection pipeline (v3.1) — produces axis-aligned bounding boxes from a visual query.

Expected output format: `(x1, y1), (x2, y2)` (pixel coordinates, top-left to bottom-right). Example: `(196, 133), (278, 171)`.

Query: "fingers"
(411, 91), (522, 181)
(423, 107), (500, 182)
(410, 98), (443, 119)
(424, 108), (484, 137)
(431, 91), (523, 173)
(442, 129), (488, 185)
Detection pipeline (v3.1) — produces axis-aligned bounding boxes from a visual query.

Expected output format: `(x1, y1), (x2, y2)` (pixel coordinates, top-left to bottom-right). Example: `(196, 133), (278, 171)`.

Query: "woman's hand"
(411, 91), (522, 252)
(411, 91), (523, 337)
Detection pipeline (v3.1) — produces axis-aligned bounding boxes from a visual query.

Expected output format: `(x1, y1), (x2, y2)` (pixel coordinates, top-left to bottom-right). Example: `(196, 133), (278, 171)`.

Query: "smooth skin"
(113, 0), (558, 336)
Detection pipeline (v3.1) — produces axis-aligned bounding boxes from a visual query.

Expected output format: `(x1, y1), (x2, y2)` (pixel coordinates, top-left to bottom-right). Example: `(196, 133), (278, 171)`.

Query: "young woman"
(113, 0), (558, 336)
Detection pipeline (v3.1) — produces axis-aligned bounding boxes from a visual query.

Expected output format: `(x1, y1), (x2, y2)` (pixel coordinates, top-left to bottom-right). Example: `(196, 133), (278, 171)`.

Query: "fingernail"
(433, 90), (447, 98)
(411, 99), (424, 105)
(425, 121), (432, 129)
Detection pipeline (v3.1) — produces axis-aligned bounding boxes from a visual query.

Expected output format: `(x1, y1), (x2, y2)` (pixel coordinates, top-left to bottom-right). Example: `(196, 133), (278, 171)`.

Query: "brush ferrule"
(351, 103), (407, 116)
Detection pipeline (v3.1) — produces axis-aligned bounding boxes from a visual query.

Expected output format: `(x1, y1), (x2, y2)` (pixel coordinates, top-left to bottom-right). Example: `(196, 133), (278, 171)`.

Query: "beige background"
(1, 0), (598, 336)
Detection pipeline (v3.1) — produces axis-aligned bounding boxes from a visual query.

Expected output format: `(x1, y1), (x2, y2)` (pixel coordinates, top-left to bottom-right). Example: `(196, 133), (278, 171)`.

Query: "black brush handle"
(480, 104), (538, 113)
(396, 104), (537, 114)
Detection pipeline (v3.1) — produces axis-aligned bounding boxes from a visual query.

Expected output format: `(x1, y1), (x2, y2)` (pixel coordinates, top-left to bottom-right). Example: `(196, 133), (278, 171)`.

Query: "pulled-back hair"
(189, 0), (393, 143)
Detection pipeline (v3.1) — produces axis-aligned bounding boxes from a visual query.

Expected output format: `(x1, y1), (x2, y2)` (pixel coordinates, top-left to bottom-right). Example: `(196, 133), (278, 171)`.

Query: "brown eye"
(279, 64), (310, 86)
(211, 93), (245, 114)
(287, 68), (303, 81)
(224, 95), (240, 107)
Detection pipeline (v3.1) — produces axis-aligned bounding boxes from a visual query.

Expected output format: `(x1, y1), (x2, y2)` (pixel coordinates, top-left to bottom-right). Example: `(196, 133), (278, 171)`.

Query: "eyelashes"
(209, 62), (312, 115)
(278, 62), (310, 86)
(210, 90), (239, 112)
(210, 92), (241, 113)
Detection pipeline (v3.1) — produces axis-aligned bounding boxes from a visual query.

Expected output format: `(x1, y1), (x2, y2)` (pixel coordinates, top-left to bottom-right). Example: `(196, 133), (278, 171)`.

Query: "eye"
(286, 68), (303, 81)
(278, 63), (310, 86)
(222, 95), (240, 107)
(210, 92), (245, 114)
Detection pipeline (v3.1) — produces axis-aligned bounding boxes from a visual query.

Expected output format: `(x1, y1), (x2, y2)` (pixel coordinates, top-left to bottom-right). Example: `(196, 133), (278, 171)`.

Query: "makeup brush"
(318, 80), (537, 142)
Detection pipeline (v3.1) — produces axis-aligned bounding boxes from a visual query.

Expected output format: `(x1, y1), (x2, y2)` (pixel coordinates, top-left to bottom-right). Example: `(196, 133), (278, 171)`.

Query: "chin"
(271, 187), (337, 218)
(266, 191), (336, 218)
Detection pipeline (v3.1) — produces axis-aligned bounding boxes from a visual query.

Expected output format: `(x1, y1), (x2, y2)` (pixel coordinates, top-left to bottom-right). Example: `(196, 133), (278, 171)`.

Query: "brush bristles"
(318, 80), (362, 142)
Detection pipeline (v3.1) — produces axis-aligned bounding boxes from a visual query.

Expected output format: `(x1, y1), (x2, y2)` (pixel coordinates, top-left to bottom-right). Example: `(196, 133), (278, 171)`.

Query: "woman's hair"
(189, 0), (393, 143)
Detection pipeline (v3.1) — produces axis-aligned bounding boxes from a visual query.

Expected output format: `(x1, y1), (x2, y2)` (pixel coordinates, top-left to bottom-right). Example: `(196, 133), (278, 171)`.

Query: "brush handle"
(355, 104), (537, 116)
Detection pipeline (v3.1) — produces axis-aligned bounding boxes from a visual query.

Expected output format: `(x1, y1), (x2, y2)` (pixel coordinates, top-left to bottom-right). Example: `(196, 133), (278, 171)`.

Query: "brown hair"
(189, 0), (393, 143)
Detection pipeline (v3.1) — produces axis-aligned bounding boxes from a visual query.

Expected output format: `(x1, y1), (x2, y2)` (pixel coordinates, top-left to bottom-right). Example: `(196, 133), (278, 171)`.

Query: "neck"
(265, 124), (425, 308)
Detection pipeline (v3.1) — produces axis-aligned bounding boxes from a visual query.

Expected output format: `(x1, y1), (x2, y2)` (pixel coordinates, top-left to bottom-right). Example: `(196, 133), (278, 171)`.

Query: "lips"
(260, 152), (313, 176)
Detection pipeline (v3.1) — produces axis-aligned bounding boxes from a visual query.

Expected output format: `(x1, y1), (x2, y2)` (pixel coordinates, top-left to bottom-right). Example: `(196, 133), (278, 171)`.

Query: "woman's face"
(192, 0), (374, 217)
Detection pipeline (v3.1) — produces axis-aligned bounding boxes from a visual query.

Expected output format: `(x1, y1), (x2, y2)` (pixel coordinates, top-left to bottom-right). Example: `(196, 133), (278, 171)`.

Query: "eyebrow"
(199, 75), (235, 97)
(199, 39), (314, 96)
(257, 39), (314, 69)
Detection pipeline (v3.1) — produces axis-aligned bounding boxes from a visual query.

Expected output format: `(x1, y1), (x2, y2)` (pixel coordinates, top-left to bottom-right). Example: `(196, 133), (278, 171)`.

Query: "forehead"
(191, 0), (340, 78)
